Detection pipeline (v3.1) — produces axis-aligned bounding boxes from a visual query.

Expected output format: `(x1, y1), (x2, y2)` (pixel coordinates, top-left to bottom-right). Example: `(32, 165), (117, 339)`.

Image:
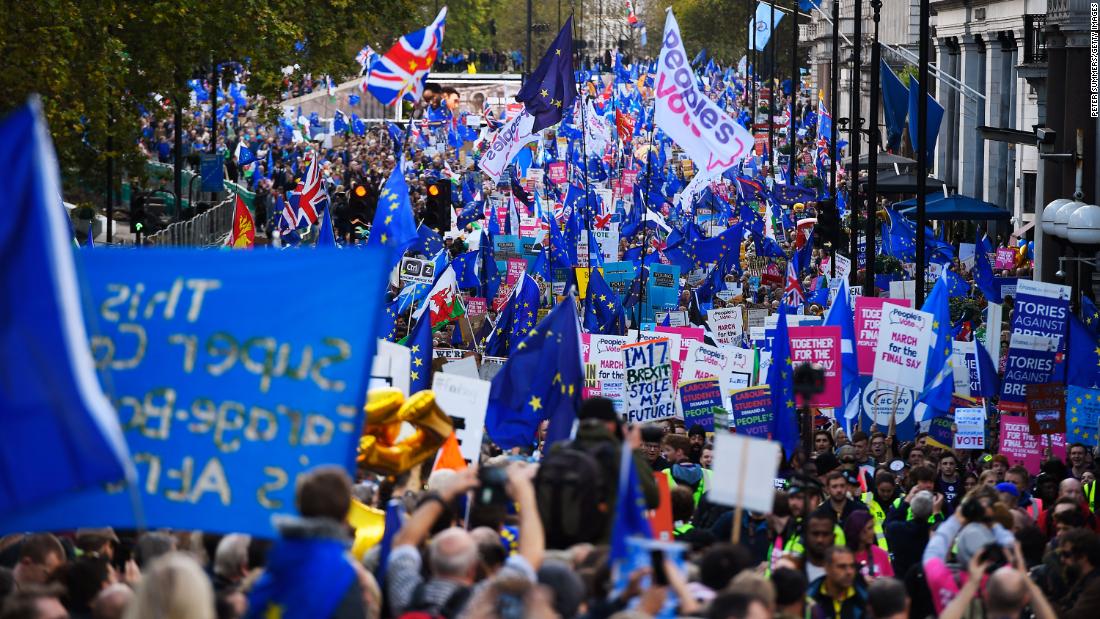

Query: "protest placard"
(709, 434), (780, 513)
(432, 373), (489, 465)
(646, 263), (680, 322)
(1000, 280), (1071, 411)
(999, 415), (1066, 474)
(729, 386), (774, 438)
(682, 340), (752, 395)
(656, 325), (705, 389)
(2, 250), (390, 536)
(959, 243), (976, 271)
(708, 306), (745, 346)
(747, 308), (768, 332)
(465, 297), (488, 317)
(788, 326), (841, 407)
(995, 247), (1017, 270)
(583, 334), (628, 410)
(441, 356), (479, 379)
(953, 408), (986, 450)
(820, 253), (852, 280)
(1067, 386), (1100, 446)
(399, 256), (436, 286)
(622, 338), (676, 423)
(860, 378), (917, 438)
(926, 412), (955, 450)
(593, 224), (620, 262)
(854, 297), (912, 375)
(888, 280), (917, 301)
(547, 161), (567, 185)
(678, 379), (723, 431)
(872, 305), (934, 392)
(655, 310), (689, 327)
(1027, 383), (1066, 434)
(477, 355), (508, 381)
(371, 339), (411, 395)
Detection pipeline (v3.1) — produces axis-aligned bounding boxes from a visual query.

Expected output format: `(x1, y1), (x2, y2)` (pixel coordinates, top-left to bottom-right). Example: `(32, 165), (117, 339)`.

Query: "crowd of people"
(49, 21), (1099, 619)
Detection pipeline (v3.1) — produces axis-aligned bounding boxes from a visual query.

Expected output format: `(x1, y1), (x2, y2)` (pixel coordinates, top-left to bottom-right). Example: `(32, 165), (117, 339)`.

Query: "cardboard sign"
(371, 339), (411, 396)
(1027, 383), (1066, 435)
(1001, 280), (1071, 411)
(709, 434), (780, 513)
(953, 407), (986, 450)
(1000, 414), (1067, 474)
(622, 338), (676, 423)
(708, 306), (745, 346)
(788, 326), (842, 407)
(583, 334), (629, 411)
(678, 379), (723, 431)
(547, 161), (567, 185)
(432, 373), (490, 465)
(820, 253), (852, 280)
(854, 297), (912, 376)
(399, 256), (437, 286)
(6, 249), (390, 536)
(1067, 386), (1100, 446)
(872, 306), (934, 391)
(729, 386), (774, 438)
(682, 340), (752, 395)
(465, 297), (488, 317)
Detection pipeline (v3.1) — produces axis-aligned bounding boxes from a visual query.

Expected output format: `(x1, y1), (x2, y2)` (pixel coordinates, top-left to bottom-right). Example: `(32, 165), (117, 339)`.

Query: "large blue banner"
(1000, 280), (1070, 412)
(646, 263), (680, 322)
(0, 248), (390, 537)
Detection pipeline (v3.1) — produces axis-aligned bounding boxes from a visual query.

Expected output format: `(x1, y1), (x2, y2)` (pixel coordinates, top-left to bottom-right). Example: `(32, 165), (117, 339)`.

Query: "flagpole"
(631, 115), (656, 335)
(788, 0), (799, 185)
(767, 0), (776, 178)
(829, 0), (840, 280)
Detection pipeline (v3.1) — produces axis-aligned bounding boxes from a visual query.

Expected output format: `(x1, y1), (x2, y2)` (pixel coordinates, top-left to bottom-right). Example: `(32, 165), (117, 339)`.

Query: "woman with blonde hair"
(124, 552), (214, 619)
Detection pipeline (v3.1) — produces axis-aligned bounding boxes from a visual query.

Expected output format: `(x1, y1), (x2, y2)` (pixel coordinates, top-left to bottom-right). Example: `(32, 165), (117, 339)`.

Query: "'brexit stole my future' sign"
(622, 337), (676, 423)
(0, 249), (390, 537)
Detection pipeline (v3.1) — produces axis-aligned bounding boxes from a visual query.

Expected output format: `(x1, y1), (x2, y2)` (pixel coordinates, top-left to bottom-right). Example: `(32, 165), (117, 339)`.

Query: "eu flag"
(1065, 314), (1100, 389)
(973, 231), (1002, 303)
(451, 250), (481, 290)
(609, 442), (653, 563)
(583, 269), (626, 335)
(483, 275), (540, 356)
(1083, 295), (1100, 337)
(768, 309), (799, 458)
(0, 98), (132, 518)
(406, 313), (433, 392)
(515, 16), (577, 132)
(368, 161), (419, 272)
(486, 295), (584, 450)
(915, 274), (955, 420)
(415, 223), (445, 257)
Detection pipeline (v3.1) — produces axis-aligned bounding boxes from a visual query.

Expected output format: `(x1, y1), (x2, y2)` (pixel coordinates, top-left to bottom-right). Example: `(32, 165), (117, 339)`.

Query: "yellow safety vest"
(859, 492), (895, 552)
(1086, 481), (1097, 512)
(665, 468), (713, 507)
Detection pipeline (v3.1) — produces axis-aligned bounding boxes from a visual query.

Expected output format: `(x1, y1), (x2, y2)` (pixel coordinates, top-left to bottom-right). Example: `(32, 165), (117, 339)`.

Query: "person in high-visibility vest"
(1006, 465), (1044, 521)
(861, 471), (901, 552)
(661, 433), (713, 507)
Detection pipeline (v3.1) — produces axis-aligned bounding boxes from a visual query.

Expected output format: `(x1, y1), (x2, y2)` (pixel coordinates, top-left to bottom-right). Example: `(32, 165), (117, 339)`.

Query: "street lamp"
(1052, 201), (1086, 239)
(1067, 204), (1100, 245)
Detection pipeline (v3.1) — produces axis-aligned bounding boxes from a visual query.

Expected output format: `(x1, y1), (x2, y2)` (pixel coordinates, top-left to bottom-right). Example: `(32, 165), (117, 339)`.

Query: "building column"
(983, 34), (1008, 207)
(957, 35), (984, 198)
(935, 39), (953, 178)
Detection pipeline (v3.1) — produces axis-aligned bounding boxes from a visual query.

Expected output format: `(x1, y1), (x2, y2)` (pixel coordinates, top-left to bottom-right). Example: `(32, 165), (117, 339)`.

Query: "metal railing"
(145, 196), (234, 247)
(1024, 14), (1047, 64)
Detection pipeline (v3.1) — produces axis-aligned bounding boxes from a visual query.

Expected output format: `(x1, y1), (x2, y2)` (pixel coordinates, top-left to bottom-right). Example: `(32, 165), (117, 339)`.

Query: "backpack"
(535, 443), (615, 549)
(397, 582), (472, 619)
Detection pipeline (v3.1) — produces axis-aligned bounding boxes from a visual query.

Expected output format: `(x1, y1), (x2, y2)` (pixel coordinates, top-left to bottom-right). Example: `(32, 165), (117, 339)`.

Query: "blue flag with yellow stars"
(1081, 295), (1100, 338)
(768, 307), (799, 458)
(915, 273), (955, 421)
(415, 222), (445, 257)
(483, 275), (540, 356)
(380, 300), (402, 342)
(515, 16), (577, 132)
(486, 294), (584, 450)
(583, 268), (626, 335)
(1065, 313), (1100, 389)
(406, 313), (433, 392)
(367, 161), (418, 272)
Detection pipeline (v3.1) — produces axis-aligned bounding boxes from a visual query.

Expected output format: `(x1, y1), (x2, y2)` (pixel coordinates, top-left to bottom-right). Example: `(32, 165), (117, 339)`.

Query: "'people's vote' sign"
(872, 306), (934, 392)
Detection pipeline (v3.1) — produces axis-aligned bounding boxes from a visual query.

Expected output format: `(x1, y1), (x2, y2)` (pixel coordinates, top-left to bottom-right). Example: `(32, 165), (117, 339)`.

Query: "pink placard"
(999, 415), (1067, 475)
(655, 326), (705, 390)
(854, 297), (913, 376)
(995, 247), (1017, 270)
(788, 326), (842, 407)
(547, 162), (567, 185)
(491, 259), (529, 311)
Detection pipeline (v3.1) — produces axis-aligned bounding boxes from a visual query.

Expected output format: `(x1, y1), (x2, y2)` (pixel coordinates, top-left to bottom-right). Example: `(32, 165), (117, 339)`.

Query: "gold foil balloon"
(358, 389), (452, 475)
(347, 499), (386, 561)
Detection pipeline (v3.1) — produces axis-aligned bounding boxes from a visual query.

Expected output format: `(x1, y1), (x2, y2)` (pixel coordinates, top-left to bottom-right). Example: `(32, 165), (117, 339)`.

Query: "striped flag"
(365, 8), (447, 106)
(295, 157), (323, 224)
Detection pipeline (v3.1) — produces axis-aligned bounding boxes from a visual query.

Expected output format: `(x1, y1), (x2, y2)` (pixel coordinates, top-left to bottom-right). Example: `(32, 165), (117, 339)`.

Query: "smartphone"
(650, 549), (669, 586)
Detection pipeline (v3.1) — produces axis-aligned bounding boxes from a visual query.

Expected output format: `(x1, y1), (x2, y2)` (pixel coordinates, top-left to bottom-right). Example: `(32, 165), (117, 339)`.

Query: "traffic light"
(131, 194), (146, 244)
(422, 179), (451, 232)
(814, 199), (836, 250)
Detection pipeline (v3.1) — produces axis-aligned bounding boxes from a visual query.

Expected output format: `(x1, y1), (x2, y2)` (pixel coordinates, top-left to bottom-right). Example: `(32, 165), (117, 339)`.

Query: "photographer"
(922, 486), (1043, 615)
(939, 543), (1055, 619)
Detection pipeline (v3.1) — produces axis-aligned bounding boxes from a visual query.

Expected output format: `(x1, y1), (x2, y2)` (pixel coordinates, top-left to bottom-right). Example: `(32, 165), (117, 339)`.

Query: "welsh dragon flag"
(413, 264), (465, 330)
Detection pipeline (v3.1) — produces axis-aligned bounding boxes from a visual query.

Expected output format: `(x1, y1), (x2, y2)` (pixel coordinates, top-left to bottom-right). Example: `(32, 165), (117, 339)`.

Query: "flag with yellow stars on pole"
(406, 311), (433, 392)
(914, 272), (955, 422)
(768, 306), (799, 458)
(485, 294), (584, 450)
(514, 16), (576, 132)
(367, 161), (418, 273)
(1064, 312), (1100, 390)
(582, 268), (626, 335)
(1067, 385), (1100, 446)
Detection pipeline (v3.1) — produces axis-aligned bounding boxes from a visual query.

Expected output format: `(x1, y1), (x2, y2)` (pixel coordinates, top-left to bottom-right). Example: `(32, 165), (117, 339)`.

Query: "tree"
(0, 0), (419, 197)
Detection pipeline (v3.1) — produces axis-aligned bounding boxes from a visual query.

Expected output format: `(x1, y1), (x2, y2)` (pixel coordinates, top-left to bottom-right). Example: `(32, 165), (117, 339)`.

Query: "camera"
(476, 466), (509, 506)
(979, 542), (1008, 572)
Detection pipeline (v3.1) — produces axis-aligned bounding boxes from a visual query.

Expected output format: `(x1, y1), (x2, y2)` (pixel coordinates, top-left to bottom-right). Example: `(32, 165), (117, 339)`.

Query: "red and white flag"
(229, 195), (255, 249)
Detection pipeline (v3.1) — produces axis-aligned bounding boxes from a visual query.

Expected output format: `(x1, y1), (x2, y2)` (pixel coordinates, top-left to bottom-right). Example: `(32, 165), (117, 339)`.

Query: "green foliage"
(896, 65), (919, 87)
(876, 255), (905, 276)
(0, 0), (419, 195)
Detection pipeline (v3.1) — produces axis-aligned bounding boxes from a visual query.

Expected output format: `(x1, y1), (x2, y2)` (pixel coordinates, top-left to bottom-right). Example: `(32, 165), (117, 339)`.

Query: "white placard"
(441, 355), (479, 379)
(889, 280), (917, 301)
(709, 434), (781, 513)
(872, 306), (935, 392)
(954, 407), (986, 450)
(821, 253), (852, 280)
(432, 373), (490, 464)
(370, 339), (411, 396)
(682, 340), (745, 396)
(747, 308), (768, 331)
(584, 334), (629, 411)
(707, 306), (745, 346)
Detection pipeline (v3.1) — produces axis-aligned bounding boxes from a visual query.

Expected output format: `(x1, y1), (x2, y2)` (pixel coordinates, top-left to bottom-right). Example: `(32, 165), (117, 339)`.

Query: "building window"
(1024, 15), (1047, 63)
(1022, 173), (1036, 214)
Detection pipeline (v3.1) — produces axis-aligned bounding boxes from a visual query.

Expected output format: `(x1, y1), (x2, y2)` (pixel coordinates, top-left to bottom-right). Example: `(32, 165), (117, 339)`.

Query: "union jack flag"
(365, 8), (447, 106)
(355, 44), (376, 68)
(295, 157), (324, 224)
(279, 192), (299, 230)
(783, 259), (804, 307)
